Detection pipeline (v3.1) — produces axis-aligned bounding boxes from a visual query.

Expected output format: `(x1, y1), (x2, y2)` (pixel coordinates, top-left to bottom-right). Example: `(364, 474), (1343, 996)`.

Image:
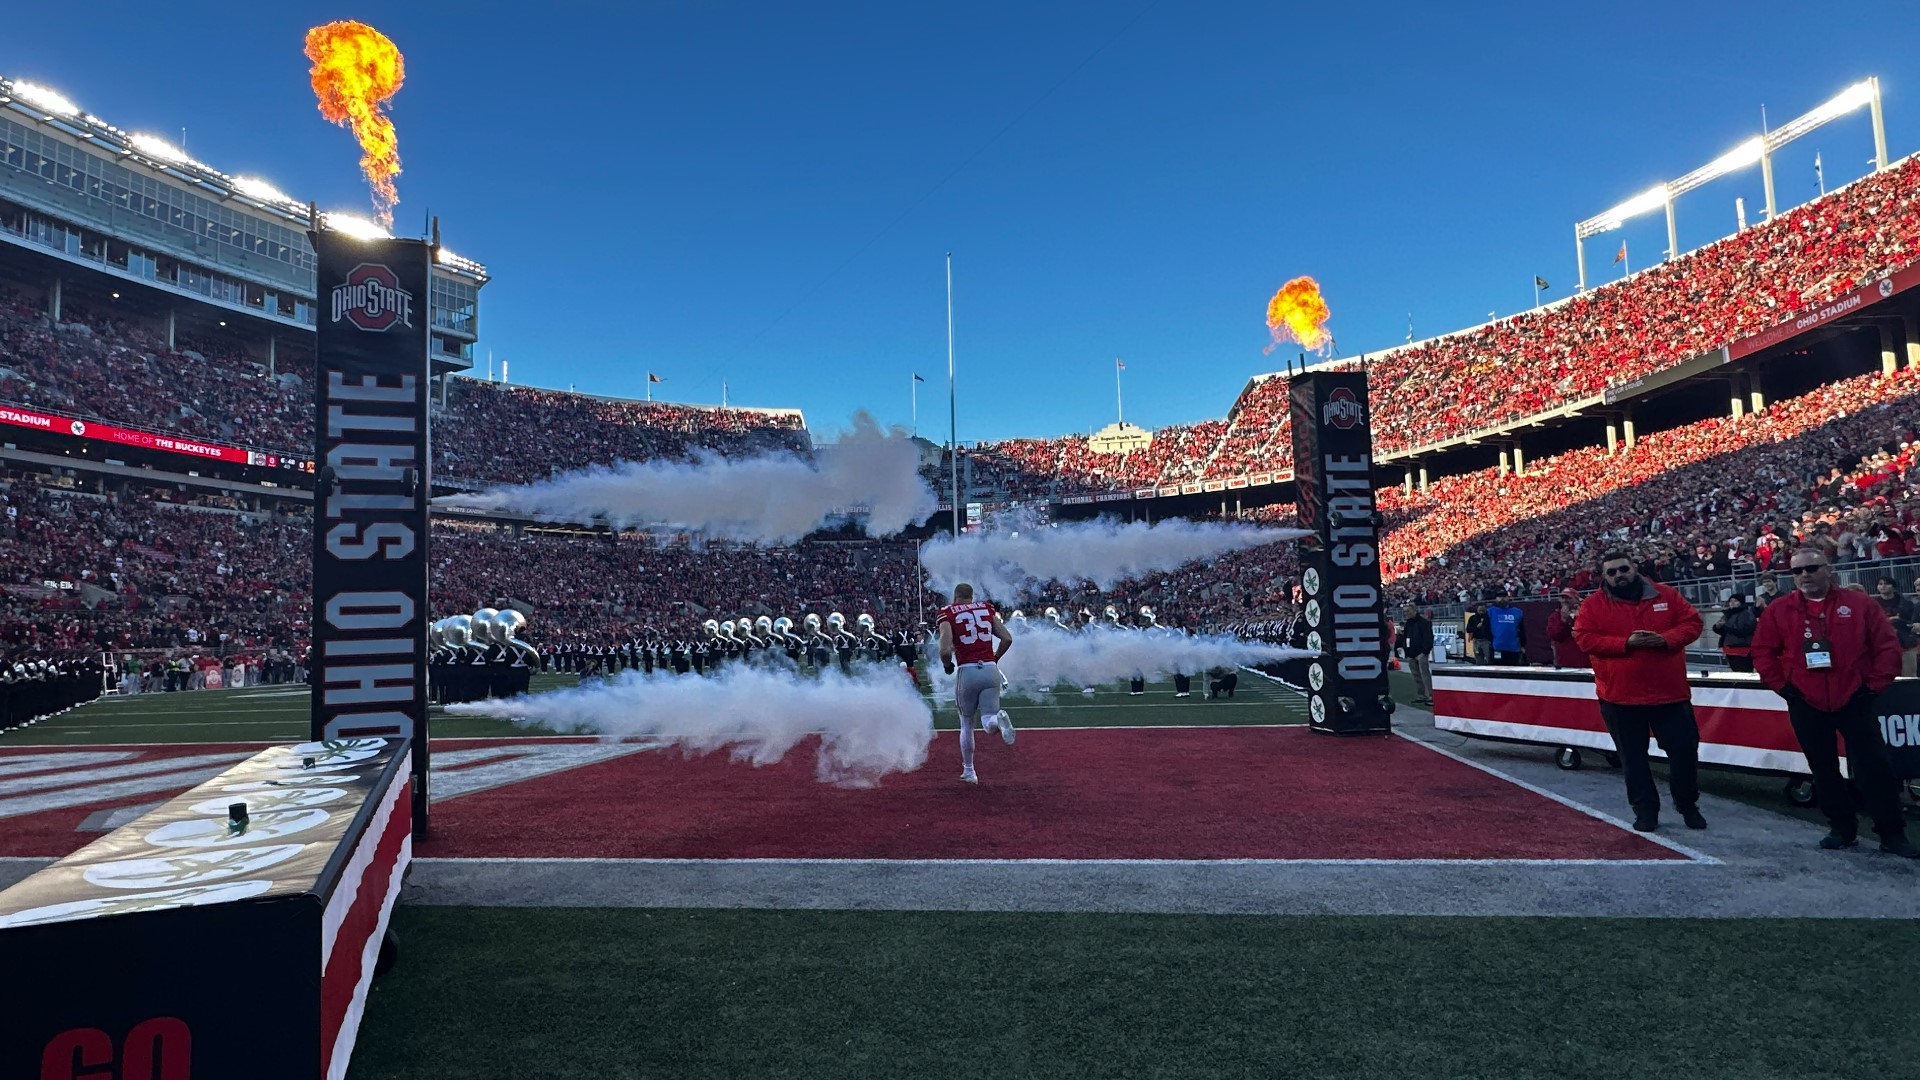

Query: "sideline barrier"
(0, 737), (411, 1080)
(1432, 666), (1920, 781)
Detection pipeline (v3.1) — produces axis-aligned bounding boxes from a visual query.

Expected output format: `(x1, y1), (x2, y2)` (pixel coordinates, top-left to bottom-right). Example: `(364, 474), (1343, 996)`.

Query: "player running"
(937, 582), (1016, 784)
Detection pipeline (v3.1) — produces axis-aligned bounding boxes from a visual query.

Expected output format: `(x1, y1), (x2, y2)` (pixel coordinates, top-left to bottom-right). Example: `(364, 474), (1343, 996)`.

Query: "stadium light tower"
(1574, 77), (1885, 291)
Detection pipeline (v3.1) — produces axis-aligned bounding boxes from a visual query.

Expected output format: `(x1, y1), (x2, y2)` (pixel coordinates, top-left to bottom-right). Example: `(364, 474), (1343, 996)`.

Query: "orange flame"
(305, 21), (406, 226)
(1263, 276), (1332, 355)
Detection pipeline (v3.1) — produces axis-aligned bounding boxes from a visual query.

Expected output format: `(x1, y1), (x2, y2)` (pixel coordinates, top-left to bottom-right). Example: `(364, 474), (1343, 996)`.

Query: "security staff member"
(1750, 549), (1920, 858)
(1572, 551), (1707, 832)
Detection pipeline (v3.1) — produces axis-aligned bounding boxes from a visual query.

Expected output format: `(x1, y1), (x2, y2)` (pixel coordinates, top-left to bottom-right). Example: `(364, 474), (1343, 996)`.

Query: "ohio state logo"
(330, 263), (414, 332)
(1322, 387), (1363, 430)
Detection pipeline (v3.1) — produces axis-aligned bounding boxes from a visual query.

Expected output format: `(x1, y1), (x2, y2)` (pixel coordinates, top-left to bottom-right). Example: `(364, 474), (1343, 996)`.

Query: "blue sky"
(5, 2), (1918, 443)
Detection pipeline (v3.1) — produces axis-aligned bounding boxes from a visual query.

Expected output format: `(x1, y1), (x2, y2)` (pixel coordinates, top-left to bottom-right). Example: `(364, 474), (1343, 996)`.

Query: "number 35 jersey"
(937, 601), (1000, 665)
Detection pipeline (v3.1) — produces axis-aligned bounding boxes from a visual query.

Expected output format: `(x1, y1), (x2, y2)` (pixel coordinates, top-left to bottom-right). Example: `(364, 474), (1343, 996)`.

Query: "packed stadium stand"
(959, 152), (1920, 496)
(432, 380), (807, 485)
(7, 347), (1920, 659)
(9, 68), (1920, 672)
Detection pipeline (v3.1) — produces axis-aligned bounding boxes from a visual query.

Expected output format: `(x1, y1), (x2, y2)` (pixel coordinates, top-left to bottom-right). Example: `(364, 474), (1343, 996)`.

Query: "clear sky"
(5, 2), (1919, 443)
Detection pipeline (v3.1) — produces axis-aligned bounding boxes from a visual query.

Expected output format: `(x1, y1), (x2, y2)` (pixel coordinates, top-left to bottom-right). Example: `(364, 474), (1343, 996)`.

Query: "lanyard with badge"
(1802, 598), (1833, 670)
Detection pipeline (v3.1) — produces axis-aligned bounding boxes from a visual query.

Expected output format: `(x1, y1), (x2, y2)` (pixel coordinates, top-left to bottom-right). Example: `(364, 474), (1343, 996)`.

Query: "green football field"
(0, 668), (1310, 746)
(5, 669), (1907, 1079)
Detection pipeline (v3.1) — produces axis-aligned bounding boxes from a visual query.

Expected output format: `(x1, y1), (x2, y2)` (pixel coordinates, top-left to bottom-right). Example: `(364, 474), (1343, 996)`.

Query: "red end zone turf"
(0, 730), (1685, 862)
(416, 727), (1684, 862)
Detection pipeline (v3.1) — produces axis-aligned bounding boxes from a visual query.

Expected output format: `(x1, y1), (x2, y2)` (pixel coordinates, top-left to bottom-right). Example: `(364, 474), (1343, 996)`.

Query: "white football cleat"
(1081, 687), (1097, 697)
(996, 710), (1015, 745)
(960, 769), (978, 784)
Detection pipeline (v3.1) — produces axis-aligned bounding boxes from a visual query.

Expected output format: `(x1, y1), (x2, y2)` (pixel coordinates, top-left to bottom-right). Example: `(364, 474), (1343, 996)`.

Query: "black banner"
(1875, 681), (1920, 780)
(1290, 370), (1391, 735)
(0, 740), (412, 1080)
(310, 231), (432, 832)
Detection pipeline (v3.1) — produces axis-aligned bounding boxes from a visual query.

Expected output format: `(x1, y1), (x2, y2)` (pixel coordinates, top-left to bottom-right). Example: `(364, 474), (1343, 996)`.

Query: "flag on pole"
(648, 373), (664, 384)
(1613, 242), (1627, 265)
(1534, 276), (1550, 291)
(913, 373), (925, 383)
(1115, 358), (1126, 370)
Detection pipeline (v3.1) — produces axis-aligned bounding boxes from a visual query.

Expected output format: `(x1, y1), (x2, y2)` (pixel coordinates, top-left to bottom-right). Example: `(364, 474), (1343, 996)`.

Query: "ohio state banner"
(310, 230), (432, 831)
(1290, 369), (1391, 736)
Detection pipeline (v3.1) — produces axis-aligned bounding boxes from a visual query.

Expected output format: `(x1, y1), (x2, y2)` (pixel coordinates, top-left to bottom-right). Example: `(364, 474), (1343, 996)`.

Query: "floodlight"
(321, 212), (392, 241)
(129, 133), (188, 164)
(11, 80), (78, 117)
(232, 176), (293, 205)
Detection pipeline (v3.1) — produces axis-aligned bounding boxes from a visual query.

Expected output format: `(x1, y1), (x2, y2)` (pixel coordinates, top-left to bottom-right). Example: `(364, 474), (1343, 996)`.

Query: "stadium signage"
(1727, 260), (1920, 362)
(1290, 369), (1391, 736)
(311, 231), (432, 831)
(329, 262), (415, 333)
(0, 404), (315, 471)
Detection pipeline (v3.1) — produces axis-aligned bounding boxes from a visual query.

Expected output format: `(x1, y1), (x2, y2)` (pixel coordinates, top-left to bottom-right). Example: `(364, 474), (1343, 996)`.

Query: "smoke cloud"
(445, 662), (933, 787)
(436, 412), (935, 545)
(919, 518), (1310, 601)
(946, 621), (1318, 699)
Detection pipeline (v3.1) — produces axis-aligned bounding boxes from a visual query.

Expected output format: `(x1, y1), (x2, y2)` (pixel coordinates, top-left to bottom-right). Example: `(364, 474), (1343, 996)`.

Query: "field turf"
(0, 670), (1308, 746)
(350, 907), (1919, 1080)
(9, 669), (1904, 1079)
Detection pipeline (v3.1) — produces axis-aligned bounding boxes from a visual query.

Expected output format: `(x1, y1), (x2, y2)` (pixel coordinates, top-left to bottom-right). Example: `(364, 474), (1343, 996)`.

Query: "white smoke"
(435, 412), (935, 544)
(919, 518), (1311, 601)
(445, 663), (933, 787)
(929, 622), (1318, 702)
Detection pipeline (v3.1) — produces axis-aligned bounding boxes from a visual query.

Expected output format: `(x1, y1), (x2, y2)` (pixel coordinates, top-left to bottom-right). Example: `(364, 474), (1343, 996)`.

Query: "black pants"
(1173, 673), (1191, 694)
(1494, 650), (1524, 666)
(1785, 694), (1909, 841)
(1725, 654), (1754, 673)
(1599, 699), (1700, 817)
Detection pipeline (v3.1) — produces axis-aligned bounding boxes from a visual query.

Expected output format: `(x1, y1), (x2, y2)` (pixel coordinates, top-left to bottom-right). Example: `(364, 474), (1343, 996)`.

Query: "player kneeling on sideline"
(1207, 667), (1238, 699)
(938, 582), (1016, 784)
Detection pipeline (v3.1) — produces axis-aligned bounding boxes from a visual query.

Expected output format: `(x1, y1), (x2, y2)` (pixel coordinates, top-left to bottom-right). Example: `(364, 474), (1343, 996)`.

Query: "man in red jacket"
(1545, 588), (1591, 669)
(1572, 551), (1706, 832)
(1749, 548), (1919, 858)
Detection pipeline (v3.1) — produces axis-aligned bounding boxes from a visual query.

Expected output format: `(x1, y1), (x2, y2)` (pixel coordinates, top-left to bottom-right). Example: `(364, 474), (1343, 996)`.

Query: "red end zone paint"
(417, 728), (1680, 862)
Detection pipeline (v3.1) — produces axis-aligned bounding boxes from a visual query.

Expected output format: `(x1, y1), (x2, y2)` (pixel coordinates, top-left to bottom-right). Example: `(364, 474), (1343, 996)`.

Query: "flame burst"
(1263, 276), (1332, 355)
(305, 21), (406, 226)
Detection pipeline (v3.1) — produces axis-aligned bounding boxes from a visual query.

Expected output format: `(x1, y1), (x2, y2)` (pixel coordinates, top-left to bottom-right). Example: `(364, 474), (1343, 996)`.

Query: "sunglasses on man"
(1789, 564), (1828, 575)
(1602, 566), (1635, 578)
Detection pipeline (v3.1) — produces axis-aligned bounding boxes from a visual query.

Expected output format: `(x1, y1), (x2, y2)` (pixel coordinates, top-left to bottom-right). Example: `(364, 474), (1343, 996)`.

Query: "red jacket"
(1749, 585), (1901, 712)
(1545, 608), (1591, 669)
(1571, 580), (1702, 705)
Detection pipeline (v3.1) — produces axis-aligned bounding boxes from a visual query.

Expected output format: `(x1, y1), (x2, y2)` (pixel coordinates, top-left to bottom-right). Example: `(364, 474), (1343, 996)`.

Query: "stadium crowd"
(0, 285), (808, 486)
(1370, 365), (1920, 605)
(964, 154), (1920, 492)
(7, 157), (1918, 507)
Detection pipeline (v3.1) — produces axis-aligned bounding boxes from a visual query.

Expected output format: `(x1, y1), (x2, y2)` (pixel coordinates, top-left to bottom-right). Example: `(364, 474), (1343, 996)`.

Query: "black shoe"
(1819, 831), (1859, 850)
(1632, 814), (1658, 832)
(1680, 808), (1707, 830)
(1879, 838), (1920, 859)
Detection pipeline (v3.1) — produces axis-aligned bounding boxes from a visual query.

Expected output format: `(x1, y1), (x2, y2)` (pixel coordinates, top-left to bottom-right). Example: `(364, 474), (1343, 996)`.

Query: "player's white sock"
(959, 714), (976, 775)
